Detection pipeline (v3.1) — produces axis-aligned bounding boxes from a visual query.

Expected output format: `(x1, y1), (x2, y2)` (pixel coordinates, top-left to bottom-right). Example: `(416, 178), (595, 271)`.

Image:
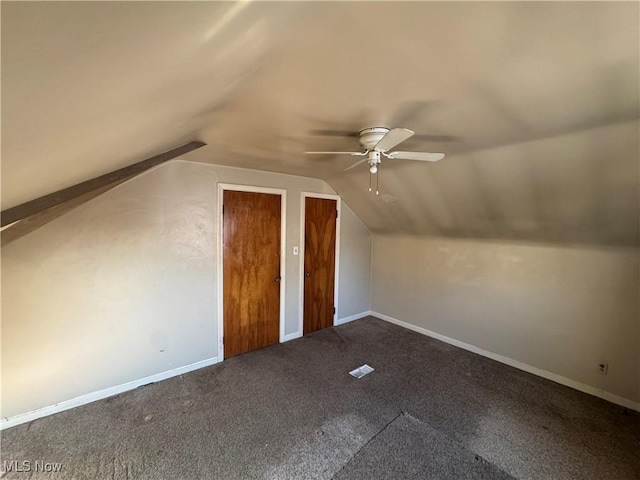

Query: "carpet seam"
(330, 411), (405, 480)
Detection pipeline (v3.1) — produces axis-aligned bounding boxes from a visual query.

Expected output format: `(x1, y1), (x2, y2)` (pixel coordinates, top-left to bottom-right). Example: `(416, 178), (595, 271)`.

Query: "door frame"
(217, 183), (287, 361)
(299, 192), (341, 335)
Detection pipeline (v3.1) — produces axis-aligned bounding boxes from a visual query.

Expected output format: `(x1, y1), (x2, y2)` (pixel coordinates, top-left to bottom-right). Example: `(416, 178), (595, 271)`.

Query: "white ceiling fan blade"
(343, 158), (369, 171)
(305, 151), (366, 156)
(374, 128), (414, 152)
(387, 151), (445, 162)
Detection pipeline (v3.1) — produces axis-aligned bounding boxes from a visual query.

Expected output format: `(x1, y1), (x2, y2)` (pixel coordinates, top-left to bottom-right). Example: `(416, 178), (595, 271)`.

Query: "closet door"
(223, 190), (281, 358)
(303, 197), (337, 334)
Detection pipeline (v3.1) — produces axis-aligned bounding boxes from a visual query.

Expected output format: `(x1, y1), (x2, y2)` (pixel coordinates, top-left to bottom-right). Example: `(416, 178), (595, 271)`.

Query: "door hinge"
(333, 307), (336, 315)
(336, 209), (339, 219)
(222, 205), (224, 215)
(222, 336), (225, 344)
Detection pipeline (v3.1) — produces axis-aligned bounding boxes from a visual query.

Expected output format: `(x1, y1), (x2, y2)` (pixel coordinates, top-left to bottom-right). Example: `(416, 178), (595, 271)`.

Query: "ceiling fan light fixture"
(306, 126), (445, 193)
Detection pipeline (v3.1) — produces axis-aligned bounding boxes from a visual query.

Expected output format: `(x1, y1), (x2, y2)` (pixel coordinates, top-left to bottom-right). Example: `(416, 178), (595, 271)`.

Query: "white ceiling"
(2, 2), (638, 245)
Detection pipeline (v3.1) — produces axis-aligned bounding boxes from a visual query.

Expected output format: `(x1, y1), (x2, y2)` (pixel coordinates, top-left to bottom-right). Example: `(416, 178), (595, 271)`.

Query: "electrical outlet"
(598, 362), (608, 375)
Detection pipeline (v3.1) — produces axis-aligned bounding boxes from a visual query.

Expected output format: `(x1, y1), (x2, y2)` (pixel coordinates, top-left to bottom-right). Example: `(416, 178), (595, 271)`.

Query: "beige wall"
(371, 234), (639, 403)
(337, 204), (372, 321)
(1, 160), (371, 420)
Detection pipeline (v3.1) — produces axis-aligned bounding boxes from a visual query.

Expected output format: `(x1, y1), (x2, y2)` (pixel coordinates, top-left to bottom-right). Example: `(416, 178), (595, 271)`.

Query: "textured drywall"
(1, 160), (371, 419)
(3, 2), (638, 249)
(337, 203), (372, 320)
(2, 161), (218, 418)
(371, 234), (639, 403)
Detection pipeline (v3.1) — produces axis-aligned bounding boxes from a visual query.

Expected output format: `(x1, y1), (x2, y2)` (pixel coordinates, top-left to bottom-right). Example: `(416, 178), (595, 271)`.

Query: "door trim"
(299, 192), (341, 336)
(217, 183), (287, 361)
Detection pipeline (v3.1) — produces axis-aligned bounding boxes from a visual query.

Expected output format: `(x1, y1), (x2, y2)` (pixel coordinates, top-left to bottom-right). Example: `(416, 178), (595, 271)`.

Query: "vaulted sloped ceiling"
(2, 2), (638, 246)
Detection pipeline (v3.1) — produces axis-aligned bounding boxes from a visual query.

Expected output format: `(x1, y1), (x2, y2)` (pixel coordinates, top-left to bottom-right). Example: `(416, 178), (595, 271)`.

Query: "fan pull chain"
(376, 170), (379, 195)
(369, 171), (372, 192)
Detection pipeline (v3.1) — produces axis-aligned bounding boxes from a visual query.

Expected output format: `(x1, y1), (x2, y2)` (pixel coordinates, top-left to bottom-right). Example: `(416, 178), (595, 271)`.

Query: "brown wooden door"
(303, 197), (337, 334)
(223, 190), (281, 358)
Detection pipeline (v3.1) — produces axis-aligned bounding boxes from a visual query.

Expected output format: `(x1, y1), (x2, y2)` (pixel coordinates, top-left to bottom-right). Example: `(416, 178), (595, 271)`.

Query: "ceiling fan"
(306, 127), (445, 194)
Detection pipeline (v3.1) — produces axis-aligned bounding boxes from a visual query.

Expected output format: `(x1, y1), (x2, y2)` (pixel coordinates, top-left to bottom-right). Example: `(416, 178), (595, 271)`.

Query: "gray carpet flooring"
(333, 413), (514, 480)
(1, 316), (639, 479)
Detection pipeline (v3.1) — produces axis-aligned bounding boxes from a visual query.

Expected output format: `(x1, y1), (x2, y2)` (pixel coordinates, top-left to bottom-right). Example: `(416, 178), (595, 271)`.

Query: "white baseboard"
(6, 313), (635, 430)
(335, 311), (372, 326)
(1, 357), (219, 430)
(282, 331), (302, 342)
(371, 311), (640, 412)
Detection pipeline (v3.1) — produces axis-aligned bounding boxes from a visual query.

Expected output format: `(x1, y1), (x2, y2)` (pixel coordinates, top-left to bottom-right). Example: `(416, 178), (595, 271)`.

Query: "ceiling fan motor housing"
(359, 127), (390, 150)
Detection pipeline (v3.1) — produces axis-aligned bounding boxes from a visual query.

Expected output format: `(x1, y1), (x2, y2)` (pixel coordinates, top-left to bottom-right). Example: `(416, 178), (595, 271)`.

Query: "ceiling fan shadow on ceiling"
(306, 127), (445, 195)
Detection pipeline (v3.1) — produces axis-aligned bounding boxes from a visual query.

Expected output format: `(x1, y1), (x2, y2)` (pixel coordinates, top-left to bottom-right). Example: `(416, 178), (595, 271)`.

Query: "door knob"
(305, 272), (311, 278)
(275, 276), (281, 283)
